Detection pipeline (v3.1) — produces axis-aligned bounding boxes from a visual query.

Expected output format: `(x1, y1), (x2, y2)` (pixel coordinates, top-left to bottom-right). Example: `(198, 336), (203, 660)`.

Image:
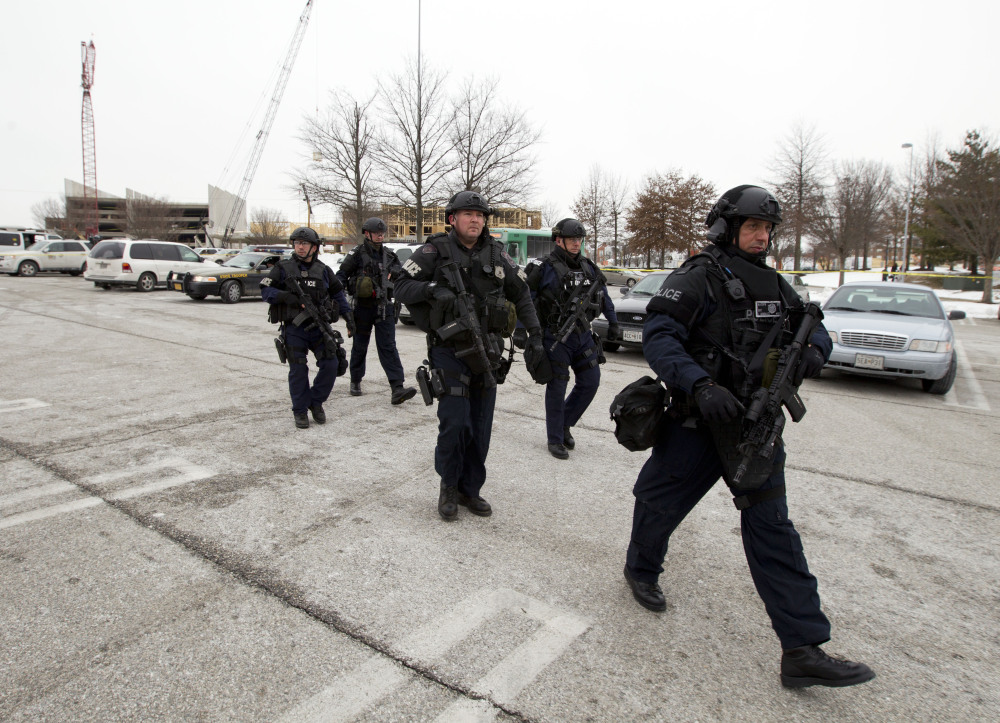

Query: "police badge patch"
(755, 301), (781, 318)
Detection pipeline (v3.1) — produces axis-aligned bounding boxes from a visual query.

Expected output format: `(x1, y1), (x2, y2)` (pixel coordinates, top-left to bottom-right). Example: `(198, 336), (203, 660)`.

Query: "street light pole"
(901, 142), (915, 274)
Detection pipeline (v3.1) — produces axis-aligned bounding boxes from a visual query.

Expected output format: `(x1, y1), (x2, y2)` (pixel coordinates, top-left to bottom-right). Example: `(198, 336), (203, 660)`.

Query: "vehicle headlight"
(909, 339), (952, 353)
(827, 331), (838, 343)
(192, 276), (217, 282)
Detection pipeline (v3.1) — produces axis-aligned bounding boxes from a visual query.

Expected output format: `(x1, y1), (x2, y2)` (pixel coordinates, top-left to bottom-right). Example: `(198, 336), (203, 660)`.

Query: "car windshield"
(222, 253), (268, 269)
(628, 273), (670, 297)
(825, 286), (943, 319)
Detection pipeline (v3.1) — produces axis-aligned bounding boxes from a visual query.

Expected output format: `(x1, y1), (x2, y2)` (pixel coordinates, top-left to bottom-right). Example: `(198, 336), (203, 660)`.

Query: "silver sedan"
(821, 281), (964, 394)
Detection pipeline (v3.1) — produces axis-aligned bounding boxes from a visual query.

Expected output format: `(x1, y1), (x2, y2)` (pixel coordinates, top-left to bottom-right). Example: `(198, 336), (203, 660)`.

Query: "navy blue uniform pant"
(430, 345), (497, 498)
(543, 329), (601, 445)
(285, 324), (338, 414)
(626, 416), (831, 649)
(349, 303), (405, 385)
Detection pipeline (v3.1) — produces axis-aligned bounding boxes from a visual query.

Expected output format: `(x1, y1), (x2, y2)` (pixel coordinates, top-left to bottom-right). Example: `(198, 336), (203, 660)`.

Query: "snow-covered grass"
(799, 270), (999, 320)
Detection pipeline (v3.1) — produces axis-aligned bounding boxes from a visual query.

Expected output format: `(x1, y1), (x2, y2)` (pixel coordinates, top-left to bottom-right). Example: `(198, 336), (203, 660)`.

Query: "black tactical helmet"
(290, 226), (321, 246)
(705, 185), (782, 245)
(445, 191), (492, 222)
(361, 217), (387, 234)
(551, 218), (587, 239)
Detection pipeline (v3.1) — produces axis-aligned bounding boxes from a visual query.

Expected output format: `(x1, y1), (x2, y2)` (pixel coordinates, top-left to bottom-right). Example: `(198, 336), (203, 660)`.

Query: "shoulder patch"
(419, 243), (439, 254)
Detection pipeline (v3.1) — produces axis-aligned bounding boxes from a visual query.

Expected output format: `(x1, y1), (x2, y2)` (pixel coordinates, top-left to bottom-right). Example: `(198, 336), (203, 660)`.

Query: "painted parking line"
(278, 588), (590, 722)
(0, 457), (213, 531)
(945, 340), (990, 411)
(0, 398), (50, 413)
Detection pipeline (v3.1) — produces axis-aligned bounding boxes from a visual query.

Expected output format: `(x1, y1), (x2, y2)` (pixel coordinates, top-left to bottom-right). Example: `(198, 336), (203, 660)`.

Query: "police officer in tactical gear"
(261, 227), (353, 429)
(394, 191), (543, 521)
(526, 218), (620, 459)
(336, 217), (417, 405)
(622, 185), (874, 688)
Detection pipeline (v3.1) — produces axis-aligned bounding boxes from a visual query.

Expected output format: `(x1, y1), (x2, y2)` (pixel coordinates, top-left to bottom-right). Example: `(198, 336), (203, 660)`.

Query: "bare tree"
(31, 196), (71, 236)
(606, 174), (630, 266)
(814, 160), (894, 284)
(538, 200), (563, 228)
(248, 207), (287, 244)
(929, 129), (1000, 303)
(769, 121), (829, 270)
(126, 193), (174, 240)
(449, 76), (540, 207)
(571, 165), (609, 257)
(376, 55), (456, 244)
(296, 89), (381, 238)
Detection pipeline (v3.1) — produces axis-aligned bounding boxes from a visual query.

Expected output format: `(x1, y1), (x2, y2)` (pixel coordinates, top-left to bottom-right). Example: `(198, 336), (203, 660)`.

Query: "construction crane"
(80, 40), (98, 238)
(220, 0), (314, 246)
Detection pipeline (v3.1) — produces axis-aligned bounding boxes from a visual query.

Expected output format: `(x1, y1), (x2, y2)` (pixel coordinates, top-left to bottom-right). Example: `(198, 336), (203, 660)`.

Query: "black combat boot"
(563, 427), (576, 450)
(309, 403), (326, 424)
(391, 382), (417, 405)
(293, 412), (309, 429)
(548, 443), (569, 460)
(458, 492), (492, 517)
(350, 381), (362, 396)
(438, 484), (458, 521)
(623, 565), (666, 612)
(780, 645), (875, 688)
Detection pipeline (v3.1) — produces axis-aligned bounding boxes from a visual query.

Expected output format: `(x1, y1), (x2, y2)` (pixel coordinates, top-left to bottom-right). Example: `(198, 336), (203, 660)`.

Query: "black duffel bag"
(609, 376), (668, 451)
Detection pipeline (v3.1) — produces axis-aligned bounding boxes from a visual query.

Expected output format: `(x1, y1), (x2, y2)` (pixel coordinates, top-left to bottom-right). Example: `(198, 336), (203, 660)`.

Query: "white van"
(85, 239), (212, 291)
(0, 228), (63, 252)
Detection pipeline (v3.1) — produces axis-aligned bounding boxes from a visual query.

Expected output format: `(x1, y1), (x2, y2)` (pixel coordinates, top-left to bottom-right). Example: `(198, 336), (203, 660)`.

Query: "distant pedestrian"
(261, 227), (353, 429)
(336, 217), (416, 405)
(525, 218), (619, 459)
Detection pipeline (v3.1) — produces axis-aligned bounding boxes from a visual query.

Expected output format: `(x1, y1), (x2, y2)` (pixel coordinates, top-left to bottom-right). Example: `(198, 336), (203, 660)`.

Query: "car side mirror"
(948, 310), (966, 320)
(620, 287), (629, 296)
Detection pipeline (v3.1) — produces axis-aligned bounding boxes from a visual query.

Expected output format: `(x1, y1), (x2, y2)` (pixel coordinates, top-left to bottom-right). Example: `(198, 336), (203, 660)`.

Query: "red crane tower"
(80, 40), (98, 238)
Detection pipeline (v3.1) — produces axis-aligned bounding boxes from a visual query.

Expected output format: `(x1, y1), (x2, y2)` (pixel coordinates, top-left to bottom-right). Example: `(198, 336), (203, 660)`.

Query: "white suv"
(0, 239), (91, 277)
(85, 239), (211, 291)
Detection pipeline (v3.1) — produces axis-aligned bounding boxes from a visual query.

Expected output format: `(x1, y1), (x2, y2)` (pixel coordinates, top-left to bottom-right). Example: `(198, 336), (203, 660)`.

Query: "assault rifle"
(283, 273), (344, 359)
(434, 259), (499, 387)
(549, 276), (605, 352)
(731, 302), (823, 488)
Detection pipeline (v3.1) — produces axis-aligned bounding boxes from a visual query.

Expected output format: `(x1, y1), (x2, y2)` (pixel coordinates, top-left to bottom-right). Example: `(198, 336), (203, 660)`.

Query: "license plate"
(171, 282), (183, 290)
(98, 262), (108, 269)
(623, 329), (642, 343)
(855, 353), (885, 370)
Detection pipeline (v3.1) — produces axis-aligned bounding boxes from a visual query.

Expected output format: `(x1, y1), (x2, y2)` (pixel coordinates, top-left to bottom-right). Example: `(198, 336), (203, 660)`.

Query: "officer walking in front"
(336, 217), (417, 405)
(394, 191), (545, 521)
(623, 185), (875, 688)
(261, 227), (353, 429)
(527, 218), (620, 459)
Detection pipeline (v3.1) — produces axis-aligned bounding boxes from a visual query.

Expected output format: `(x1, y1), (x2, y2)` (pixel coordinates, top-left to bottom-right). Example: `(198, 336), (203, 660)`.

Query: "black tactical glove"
(607, 323), (621, 342)
(426, 283), (457, 305)
(278, 290), (302, 307)
(512, 327), (528, 350)
(693, 378), (743, 423)
(793, 344), (826, 385)
(345, 311), (357, 338)
(524, 330), (553, 384)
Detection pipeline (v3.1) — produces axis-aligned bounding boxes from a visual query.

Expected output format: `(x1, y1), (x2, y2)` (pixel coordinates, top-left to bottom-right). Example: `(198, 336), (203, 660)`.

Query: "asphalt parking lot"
(2, 275), (999, 721)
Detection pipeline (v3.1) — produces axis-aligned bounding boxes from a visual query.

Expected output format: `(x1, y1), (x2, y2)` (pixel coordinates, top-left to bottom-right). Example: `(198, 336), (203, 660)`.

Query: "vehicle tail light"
(122, 262), (133, 273)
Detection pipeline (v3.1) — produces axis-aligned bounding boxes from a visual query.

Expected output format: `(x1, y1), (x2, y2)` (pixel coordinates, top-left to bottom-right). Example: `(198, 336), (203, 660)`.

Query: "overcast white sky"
(3, 0), (997, 232)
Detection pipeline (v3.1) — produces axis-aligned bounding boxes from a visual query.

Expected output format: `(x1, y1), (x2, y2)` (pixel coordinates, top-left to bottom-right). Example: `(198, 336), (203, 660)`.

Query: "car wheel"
(18, 260), (39, 277)
(186, 293), (207, 301)
(602, 340), (621, 352)
(220, 280), (242, 304)
(922, 353), (957, 395)
(626, 278), (636, 288)
(137, 272), (157, 292)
